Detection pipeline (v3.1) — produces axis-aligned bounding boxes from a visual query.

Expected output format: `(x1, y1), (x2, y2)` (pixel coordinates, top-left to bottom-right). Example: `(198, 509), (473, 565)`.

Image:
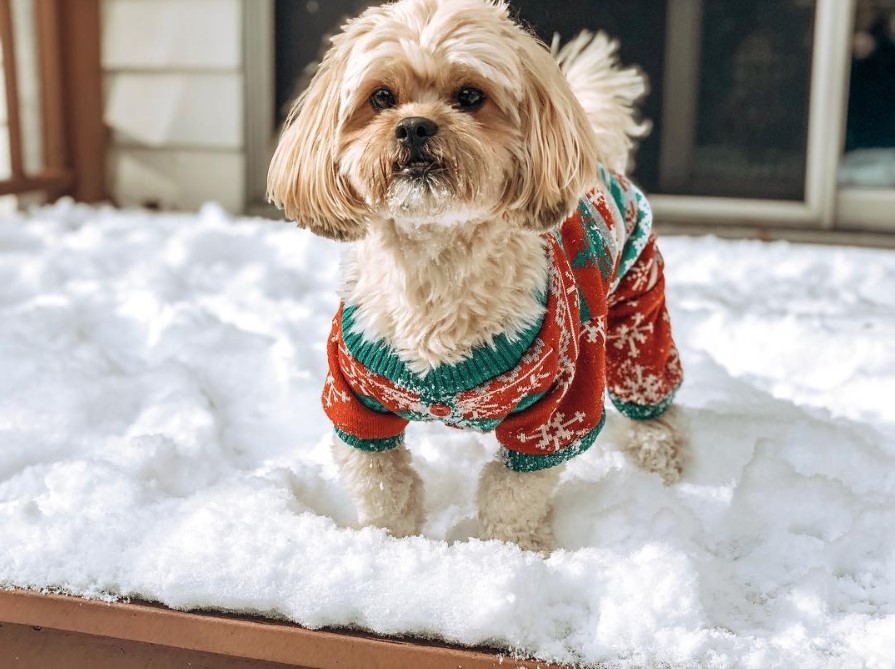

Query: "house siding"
(102, 0), (246, 213)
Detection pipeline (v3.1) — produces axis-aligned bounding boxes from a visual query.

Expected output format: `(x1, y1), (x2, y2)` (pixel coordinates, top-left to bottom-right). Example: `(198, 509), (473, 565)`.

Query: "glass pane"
(275, 0), (374, 123)
(659, 0), (816, 200)
(506, 0), (667, 194)
(840, 0), (895, 189)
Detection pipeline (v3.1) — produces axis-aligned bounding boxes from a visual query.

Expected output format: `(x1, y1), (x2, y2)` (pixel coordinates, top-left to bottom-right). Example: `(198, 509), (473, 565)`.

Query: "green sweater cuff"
(608, 383), (680, 421)
(334, 427), (404, 452)
(499, 412), (606, 472)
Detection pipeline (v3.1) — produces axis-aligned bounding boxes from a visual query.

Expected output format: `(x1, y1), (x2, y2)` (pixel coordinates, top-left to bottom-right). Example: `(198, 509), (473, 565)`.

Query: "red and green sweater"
(322, 166), (683, 472)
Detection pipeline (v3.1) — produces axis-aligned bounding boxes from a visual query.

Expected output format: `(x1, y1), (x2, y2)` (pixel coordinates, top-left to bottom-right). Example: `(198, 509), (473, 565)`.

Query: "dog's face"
(268, 0), (599, 240)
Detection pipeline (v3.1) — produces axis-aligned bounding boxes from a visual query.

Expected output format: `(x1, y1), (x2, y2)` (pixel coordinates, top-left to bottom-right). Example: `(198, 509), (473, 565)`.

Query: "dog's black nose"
(395, 117), (439, 148)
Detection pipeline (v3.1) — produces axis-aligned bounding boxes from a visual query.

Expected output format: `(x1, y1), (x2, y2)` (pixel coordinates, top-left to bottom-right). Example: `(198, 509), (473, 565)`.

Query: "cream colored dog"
(268, 0), (686, 552)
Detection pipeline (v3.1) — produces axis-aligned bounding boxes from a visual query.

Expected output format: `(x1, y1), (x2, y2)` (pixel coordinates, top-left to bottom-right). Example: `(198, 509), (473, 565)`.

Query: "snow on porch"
(0, 201), (894, 669)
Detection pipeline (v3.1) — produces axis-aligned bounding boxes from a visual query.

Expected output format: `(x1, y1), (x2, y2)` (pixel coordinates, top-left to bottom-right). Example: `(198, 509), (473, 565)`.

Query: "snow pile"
(1, 201), (894, 669)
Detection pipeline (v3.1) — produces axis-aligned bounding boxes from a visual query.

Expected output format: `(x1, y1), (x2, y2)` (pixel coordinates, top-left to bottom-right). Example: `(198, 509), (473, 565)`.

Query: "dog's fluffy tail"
(552, 31), (650, 172)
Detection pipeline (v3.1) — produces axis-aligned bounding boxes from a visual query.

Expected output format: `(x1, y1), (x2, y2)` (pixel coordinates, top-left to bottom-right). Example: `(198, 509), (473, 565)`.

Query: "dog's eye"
(455, 87), (485, 110)
(370, 88), (397, 111)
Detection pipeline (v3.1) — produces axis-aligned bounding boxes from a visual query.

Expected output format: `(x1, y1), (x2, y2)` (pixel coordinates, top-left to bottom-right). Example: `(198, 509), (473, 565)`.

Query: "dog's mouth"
(394, 160), (445, 180)
(385, 159), (455, 217)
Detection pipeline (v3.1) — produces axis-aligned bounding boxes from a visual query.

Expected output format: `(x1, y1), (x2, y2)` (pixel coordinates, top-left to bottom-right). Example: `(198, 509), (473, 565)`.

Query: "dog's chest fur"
(341, 166), (649, 379)
(341, 217), (549, 375)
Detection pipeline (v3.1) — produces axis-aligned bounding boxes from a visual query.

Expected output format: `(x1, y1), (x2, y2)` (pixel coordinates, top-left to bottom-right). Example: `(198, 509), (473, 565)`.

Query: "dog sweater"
(322, 166), (683, 471)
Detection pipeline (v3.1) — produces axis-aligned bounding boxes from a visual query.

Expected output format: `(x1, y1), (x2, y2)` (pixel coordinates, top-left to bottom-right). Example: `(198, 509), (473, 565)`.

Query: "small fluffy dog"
(268, 0), (685, 552)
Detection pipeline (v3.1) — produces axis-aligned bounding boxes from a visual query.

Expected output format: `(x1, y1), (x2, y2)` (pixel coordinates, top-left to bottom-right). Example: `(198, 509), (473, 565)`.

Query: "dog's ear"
(267, 35), (369, 242)
(502, 36), (600, 232)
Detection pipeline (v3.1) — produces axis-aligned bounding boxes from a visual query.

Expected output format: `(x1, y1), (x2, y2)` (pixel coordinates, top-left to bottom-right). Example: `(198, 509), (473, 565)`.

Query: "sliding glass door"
(267, 0), (891, 233)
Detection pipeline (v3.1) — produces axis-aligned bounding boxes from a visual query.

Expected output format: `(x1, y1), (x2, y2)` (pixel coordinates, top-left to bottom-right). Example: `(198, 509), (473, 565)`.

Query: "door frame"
(244, 0), (276, 210)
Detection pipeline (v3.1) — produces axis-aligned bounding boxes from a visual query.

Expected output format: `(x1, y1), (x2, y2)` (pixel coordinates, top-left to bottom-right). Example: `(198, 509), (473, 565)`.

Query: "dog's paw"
(480, 520), (555, 556)
(332, 438), (424, 538)
(621, 405), (688, 485)
(476, 460), (559, 555)
(356, 502), (423, 539)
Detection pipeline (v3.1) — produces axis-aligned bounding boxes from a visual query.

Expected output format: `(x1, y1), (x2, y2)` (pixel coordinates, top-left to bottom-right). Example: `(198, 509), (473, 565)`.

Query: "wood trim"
(0, 589), (562, 669)
(0, 0), (100, 200)
(0, 622), (305, 669)
(0, 0), (25, 179)
(0, 171), (72, 196)
(34, 0), (68, 201)
(57, 0), (106, 202)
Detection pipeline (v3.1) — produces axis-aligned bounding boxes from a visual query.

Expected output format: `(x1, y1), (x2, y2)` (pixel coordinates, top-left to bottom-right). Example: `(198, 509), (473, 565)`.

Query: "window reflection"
(841, 0), (895, 189)
(659, 0), (816, 201)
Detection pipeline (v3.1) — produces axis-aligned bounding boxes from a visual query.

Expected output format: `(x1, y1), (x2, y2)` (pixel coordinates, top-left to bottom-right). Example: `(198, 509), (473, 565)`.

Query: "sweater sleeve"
(494, 335), (607, 472)
(321, 309), (408, 451)
(605, 232), (683, 420)
(493, 229), (609, 472)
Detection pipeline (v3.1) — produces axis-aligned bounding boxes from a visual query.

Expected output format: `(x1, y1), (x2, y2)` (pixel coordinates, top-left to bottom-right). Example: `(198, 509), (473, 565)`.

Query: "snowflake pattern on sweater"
(322, 167), (683, 471)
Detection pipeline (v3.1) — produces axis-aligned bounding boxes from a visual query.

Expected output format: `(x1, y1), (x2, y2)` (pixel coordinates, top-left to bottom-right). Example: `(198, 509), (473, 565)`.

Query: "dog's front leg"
(476, 460), (561, 554)
(332, 436), (424, 538)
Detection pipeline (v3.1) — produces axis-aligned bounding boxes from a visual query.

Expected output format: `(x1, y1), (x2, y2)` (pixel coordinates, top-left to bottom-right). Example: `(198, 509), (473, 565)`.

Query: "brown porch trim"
(0, 622), (305, 669)
(0, 0), (105, 202)
(0, 0), (26, 180)
(0, 171), (72, 197)
(57, 0), (106, 202)
(0, 589), (564, 669)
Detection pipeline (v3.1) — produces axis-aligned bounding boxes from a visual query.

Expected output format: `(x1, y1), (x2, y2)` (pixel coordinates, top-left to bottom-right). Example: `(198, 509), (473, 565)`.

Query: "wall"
(102, 0), (246, 213)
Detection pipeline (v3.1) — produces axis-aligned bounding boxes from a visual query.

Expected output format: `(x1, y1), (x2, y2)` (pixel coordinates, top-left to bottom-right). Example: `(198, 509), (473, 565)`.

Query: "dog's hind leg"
(605, 232), (687, 484)
(476, 460), (561, 554)
(332, 435), (424, 538)
(617, 405), (688, 484)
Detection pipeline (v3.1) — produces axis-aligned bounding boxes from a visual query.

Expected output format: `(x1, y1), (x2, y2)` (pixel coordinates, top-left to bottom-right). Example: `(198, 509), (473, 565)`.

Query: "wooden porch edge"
(0, 589), (566, 669)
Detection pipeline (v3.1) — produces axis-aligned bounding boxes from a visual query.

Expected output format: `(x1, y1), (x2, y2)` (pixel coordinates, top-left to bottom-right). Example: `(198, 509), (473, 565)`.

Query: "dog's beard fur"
(387, 165), (450, 214)
(384, 152), (458, 222)
(384, 161), (495, 230)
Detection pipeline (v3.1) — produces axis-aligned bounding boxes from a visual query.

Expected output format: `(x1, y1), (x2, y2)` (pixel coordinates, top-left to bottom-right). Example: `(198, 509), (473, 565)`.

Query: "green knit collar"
(340, 292), (547, 398)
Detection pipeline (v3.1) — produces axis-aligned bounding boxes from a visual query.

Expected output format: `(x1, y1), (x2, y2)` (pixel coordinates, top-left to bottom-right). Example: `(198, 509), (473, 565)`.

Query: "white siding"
(105, 73), (243, 148)
(109, 148), (245, 213)
(102, 0), (241, 70)
(102, 0), (246, 213)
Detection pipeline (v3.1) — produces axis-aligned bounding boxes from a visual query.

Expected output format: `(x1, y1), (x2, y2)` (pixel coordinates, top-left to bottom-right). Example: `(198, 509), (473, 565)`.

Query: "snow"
(1, 200), (895, 668)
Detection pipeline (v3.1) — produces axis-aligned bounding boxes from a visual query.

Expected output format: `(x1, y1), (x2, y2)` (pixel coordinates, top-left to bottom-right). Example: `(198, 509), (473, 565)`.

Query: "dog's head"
(267, 0), (600, 240)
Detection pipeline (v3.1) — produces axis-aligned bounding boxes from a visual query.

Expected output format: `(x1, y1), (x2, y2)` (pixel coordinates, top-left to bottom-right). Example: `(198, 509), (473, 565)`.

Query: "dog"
(267, 0), (686, 552)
